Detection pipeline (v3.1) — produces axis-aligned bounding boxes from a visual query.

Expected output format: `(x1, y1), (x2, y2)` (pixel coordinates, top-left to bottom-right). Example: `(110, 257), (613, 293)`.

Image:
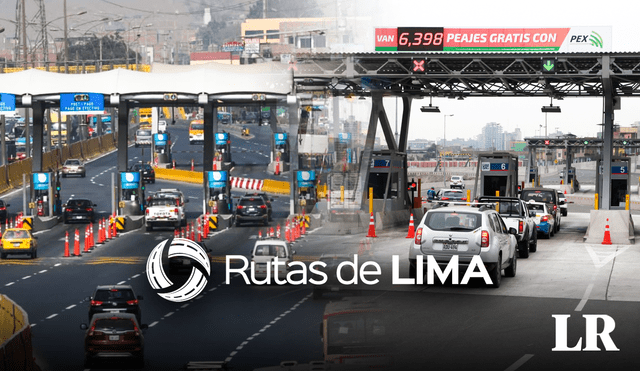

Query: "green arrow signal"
(543, 60), (554, 71)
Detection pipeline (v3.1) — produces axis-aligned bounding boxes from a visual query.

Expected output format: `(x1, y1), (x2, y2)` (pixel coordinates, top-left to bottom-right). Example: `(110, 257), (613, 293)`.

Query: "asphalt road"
(1, 123), (639, 370)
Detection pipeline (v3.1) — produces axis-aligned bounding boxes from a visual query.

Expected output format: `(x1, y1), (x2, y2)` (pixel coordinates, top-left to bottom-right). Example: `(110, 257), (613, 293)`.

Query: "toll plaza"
(473, 152), (519, 198)
(153, 132), (172, 166)
(206, 170), (232, 215)
(215, 132), (232, 164)
(296, 170), (317, 214)
(596, 157), (630, 210)
(31, 172), (52, 217)
(528, 167), (539, 186)
(274, 132), (289, 163)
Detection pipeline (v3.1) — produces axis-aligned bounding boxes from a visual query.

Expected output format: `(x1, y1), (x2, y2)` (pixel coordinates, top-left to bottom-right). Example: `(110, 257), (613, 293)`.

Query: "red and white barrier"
(229, 177), (264, 191)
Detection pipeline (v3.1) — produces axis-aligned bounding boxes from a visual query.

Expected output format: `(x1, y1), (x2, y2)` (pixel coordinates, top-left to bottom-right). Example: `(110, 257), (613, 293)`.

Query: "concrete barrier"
(33, 216), (59, 231)
(0, 294), (38, 371)
(155, 168), (203, 184)
(207, 214), (233, 230)
(584, 210), (635, 244)
(261, 179), (289, 195)
(69, 142), (83, 160)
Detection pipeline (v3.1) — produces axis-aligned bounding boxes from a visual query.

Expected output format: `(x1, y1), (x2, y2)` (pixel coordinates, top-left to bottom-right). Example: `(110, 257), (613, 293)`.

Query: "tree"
(59, 33), (140, 65)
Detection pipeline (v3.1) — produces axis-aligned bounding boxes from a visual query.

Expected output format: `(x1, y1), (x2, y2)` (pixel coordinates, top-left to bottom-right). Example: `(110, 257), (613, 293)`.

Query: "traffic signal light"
(583, 140), (589, 145)
(407, 181), (417, 191)
(544, 140), (550, 145)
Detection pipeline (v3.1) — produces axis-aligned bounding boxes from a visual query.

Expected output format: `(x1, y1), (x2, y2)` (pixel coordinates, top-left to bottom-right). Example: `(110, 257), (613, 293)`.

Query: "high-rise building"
(481, 122), (504, 150)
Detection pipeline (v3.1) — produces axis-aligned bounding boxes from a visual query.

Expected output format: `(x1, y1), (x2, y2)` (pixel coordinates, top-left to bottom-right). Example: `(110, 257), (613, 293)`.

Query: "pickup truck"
(145, 189), (188, 231)
(478, 196), (537, 258)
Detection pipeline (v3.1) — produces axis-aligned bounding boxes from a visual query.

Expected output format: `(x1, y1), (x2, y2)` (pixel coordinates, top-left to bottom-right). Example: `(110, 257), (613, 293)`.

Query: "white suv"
(409, 205), (518, 288)
(450, 176), (465, 189)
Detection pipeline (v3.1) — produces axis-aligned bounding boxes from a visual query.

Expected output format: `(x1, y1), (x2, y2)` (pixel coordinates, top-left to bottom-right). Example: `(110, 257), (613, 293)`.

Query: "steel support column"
(117, 101), (129, 172)
(355, 92), (383, 210)
(203, 103), (214, 173)
(602, 55), (614, 210)
(288, 96), (300, 215)
(398, 97), (412, 152)
(32, 101), (45, 172)
(378, 98), (397, 152)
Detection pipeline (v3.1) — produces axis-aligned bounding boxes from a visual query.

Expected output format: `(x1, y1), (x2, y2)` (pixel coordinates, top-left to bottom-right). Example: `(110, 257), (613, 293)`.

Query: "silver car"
(409, 205), (518, 288)
(61, 159), (85, 178)
(135, 129), (152, 147)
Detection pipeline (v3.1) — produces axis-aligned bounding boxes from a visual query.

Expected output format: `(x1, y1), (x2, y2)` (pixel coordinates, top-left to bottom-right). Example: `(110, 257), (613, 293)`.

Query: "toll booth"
(274, 133), (289, 163)
(31, 172), (52, 217)
(215, 132), (231, 163)
(206, 171), (232, 215)
(528, 167), (538, 186)
(296, 170), (317, 214)
(366, 151), (407, 212)
(565, 167), (579, 192)
(596, 157), (630, 210)
(119, 172), (144, 216)
(474, 152), (519, 198)
(153, 132), (172, 165)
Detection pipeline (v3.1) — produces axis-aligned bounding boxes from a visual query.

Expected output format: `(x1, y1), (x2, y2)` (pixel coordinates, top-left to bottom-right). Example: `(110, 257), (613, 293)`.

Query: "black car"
(130, 162), (156, 184)
(0, 200), (9, 222)
(235, 196), (269, 226)
(245, 192), (273, 221)
(63, 198), (96, 224)
(87, 285), (143, 324)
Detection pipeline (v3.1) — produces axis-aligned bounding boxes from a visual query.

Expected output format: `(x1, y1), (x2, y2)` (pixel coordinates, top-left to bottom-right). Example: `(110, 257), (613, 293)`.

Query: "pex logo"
(570, 31), (604, 48)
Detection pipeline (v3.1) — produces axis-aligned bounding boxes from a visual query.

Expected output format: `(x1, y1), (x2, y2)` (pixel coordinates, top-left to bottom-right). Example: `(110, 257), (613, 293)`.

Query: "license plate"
(105, 309), (124, 313)
(109, 335), (120, 341)
(249, 207), (256, 211)
(12, 242), (20, 247)
(443, 243), (458, 250)
(75, 216), (83, 219)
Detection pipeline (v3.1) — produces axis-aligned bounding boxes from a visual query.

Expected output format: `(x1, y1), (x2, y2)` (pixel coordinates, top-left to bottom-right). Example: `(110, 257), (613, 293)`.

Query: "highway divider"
(0, 294), (38, 370)
(154, 168), (204, 184)
(261, 179), (290, 195)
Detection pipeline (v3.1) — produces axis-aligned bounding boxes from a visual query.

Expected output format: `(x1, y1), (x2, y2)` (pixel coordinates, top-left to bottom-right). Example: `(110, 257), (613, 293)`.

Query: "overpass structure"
(0, 52), (638, 216)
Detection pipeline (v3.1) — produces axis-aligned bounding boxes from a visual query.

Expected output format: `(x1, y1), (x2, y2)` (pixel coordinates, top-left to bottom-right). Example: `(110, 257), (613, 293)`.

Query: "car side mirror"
(137, 295), (144, 300)
(80, 323), (88, 330)
(93, 204), (97, 207)
(509, 227), (518, 235)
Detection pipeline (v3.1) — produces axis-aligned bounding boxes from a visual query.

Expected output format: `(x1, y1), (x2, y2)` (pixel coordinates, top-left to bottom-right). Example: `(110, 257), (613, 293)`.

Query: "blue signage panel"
(612, 166), (628, 174)
(482, 162), (509, 172)
(274, 133), (287, 145)
(297, 170), (316, 187)
(60, 93), (104, 114)
(338, 133), (351, 144)
(33, 173), (49, 191)
(215, 132), (229, 146)
(208, 171), (228, 188)
(0, 93), (16, 112)
(15, 137), (33, 145)
(154, 133), (167, 146)
(120, 172), (140, 189)
(372, 159), (390, 168)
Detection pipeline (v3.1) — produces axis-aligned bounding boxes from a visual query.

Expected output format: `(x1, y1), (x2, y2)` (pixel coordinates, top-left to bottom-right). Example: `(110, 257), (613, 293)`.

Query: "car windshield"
(521, 190), (554, 203)
(425, 212), (481, 231)
(93, 318), (135, 332)
(4, 230), (29, 239)
(528, 204), (547, 213)
(442, 191), (464, 199)
(137, 130), (151, 136)
(68, 200), (90, 207)
(254, 244), (287, 258)
(65, 160), (81, 166)
(498, 201), (521, 216)
(240, 198), (263, 207)
(191, 123), (204, 130)
(149, 198), (177, 207)
(94, 289), (135, 301)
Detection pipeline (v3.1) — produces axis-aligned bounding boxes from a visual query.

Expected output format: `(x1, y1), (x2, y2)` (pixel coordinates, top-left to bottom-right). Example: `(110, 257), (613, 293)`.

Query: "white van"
(251, 239), (295, 280)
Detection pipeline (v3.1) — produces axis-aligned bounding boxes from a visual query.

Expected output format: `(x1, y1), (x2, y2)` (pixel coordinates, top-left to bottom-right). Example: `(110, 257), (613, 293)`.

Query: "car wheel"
(518, 238), (530, 258)
(0, 253), (6, 259)
(530, 230), (538, 252)
(82, 172), (86, 178)
(146, 225), (153, 232)
(62, 173), (67, 178)
(556, 222), (561, 232)
(83, 356), (92, 368)
(32, 250), (37, 259)
(550, 227), (555, 238)
(263, 218), (269, 226)
(490, 257), (502, 288)
(505, 253), (517, 278)
(181, 218), (187, 227)
(562, 209), (567, 217)
(63, 218), (69, 224)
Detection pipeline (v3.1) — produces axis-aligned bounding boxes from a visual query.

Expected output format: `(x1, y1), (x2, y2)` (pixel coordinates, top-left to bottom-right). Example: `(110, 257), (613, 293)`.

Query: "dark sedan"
(0, 200), (9, 222)
(63, 198), (96, 224)
(130, 163), (155, 184)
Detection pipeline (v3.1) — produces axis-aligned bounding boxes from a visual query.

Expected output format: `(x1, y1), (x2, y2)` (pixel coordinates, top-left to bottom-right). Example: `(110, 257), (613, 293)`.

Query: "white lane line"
(66, 304), (76, 310)
(181, 304), (189, 309)
(30, 323), (36, 328)
(117, 281), (126, 285)
(54, 263), (61, 267)
(149, 321), (159, 328)
(46, 313), (58, 320)
(39, 270), (47, 273)
(5, 282), (14, 286)
(504, 354), (534, 371)
(132, 274), (140, 278)
(575, 283), (594, 312)
(164, 312), (174, 318)
(22, 275), (31, 280)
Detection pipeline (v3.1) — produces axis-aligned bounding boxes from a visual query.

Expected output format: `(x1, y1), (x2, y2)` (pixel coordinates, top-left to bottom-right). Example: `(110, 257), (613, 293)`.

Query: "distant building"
(481, 122), (504, 150)
(189, 52), (240, 65)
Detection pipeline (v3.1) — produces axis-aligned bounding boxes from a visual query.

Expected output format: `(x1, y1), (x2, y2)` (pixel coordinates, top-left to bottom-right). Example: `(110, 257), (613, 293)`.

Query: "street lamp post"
(443, 114), (454, 187)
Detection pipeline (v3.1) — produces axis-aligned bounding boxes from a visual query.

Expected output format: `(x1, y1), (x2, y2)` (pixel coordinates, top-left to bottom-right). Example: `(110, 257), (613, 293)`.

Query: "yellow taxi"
(1, 228), (38, 259)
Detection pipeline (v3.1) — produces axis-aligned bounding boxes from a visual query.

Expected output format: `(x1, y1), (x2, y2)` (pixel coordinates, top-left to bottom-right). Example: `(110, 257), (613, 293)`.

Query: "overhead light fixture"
(541, 97), (561, 113)
(420, 96), (440, 113)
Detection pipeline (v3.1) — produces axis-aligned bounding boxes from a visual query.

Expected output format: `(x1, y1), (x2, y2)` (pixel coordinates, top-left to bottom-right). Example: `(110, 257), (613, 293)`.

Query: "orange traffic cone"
(406, 213), (415, 238)
(73, 229), (80, 256)
(285, 220), (290, 242)
(564, 189), (567, 194)
(64, 231), (70, 257)
(602, 218), (612, 245)
(366, 212), (377, 238)
(276, 224), (281, 239)
(269, 227), (274, 237)
(258, 230), (263, 239)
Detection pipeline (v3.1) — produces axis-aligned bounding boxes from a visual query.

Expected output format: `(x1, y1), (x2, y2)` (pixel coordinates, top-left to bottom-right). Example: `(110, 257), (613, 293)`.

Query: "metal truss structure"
(525, 137), (640, 149)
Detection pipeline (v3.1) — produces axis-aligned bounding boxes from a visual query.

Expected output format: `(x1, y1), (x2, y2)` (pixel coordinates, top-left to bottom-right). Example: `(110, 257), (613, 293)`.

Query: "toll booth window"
(367, 173), (388, 199)
(389, 173), (398, 198)
(425, 212), (480, 231)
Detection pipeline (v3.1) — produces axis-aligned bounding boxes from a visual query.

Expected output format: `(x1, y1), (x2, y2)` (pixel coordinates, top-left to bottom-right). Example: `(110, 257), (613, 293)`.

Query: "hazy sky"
(361, 0), (640, 142)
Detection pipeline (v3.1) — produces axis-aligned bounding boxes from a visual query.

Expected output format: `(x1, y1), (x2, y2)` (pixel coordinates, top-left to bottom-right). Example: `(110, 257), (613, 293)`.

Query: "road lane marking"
(39, 270), (47, 273)
(117, 281), (126, 285)
(149, 321), (159, 328)
(22, 275), (31, 279)
(46, 314), (58, 320)
(164, 312), (174, 318)
(575, 283), (594, 312)
(504, 354), (534, 371)
(5, 282), (14, 286)
(66, 304), (76, 310)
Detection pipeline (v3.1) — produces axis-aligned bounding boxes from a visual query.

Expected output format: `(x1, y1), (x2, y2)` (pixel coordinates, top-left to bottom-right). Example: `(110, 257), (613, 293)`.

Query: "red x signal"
(412, 59), (425, 72)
